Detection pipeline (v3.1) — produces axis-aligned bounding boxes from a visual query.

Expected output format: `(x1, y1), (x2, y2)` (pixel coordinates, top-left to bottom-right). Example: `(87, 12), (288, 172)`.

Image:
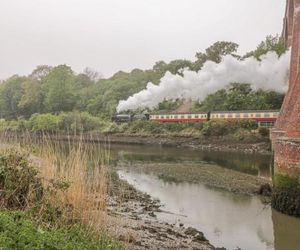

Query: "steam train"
(112, 110), (280, 128)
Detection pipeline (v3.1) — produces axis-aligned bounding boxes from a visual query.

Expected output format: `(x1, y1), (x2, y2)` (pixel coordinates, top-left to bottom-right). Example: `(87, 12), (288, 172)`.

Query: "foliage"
(18, 78), (44, 118)
(57, 112), (103, 133)
(0, 210), (119, 250)
(191, 41), (239, 71)
(29, 113), (59, 132)
(192, 83), (284, 112)
(258, 127), (270, 137)
(201, 119), (257, 137)
(43, 65), (77, 113)
(0, 76), (25, 119)
(273, 174), (299, 190)
(0, 35), (285, 121)
(244, 35), (287, 59)
(155, 99), (183, 112)
(0, 146), (120, 249)
(0, 150), (42, 209)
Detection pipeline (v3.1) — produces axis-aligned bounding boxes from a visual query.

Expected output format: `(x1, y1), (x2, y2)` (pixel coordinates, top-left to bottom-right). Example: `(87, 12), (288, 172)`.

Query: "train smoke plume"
(117, 51), (290, 112)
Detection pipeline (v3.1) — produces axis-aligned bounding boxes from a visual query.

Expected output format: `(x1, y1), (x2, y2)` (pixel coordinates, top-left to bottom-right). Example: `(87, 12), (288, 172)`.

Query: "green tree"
(205, 41), (239, 63)
(18, 78), (44, 118)
(164, 59), (192, 75)
(244, 35), (287, 59)
(193, 89), (227, 112)
(0, 76), (25, 119)
(191, 41), (239, 71)
(29, 65), (52, 81)
(43, 65), (77, 113)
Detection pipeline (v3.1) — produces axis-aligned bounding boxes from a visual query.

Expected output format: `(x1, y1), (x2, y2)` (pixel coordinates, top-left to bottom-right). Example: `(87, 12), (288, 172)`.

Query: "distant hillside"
(0, 36), (286, 121)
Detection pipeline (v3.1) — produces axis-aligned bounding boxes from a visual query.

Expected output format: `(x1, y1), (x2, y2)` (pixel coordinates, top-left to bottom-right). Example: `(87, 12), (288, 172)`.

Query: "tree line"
(0, 35), (287, 122)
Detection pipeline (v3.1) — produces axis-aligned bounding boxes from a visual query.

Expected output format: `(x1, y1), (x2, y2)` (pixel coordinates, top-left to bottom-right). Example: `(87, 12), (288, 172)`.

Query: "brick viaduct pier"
(271, 0), (300, 216)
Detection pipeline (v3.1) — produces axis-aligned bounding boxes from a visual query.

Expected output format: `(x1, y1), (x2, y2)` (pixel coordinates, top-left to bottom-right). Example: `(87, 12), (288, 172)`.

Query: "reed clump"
(36, 135), (110, 231)
(0, 132), (119, 249)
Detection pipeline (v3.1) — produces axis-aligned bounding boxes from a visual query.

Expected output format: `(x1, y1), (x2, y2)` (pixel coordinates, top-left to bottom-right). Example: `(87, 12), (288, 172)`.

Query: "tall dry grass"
(0, 131), (111, 234)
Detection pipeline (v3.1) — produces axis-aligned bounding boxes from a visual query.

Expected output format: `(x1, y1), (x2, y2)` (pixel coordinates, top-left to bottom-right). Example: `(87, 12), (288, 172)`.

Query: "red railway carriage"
(150, 110), (280, 127)
(210, 110), (279, 127)
(150, 113), (208, 123)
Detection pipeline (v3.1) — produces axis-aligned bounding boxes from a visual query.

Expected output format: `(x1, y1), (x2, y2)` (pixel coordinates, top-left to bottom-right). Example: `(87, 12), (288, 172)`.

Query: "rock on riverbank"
(106, 173), (216, 250)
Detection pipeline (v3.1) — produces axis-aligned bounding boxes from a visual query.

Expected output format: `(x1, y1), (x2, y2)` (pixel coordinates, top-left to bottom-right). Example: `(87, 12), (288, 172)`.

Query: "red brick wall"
(274, 138), (300, 179)
(275, 0), (300, 138)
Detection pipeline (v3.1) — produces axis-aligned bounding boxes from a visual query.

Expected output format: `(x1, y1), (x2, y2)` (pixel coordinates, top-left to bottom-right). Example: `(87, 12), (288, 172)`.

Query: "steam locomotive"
(113, 110), (279, 127)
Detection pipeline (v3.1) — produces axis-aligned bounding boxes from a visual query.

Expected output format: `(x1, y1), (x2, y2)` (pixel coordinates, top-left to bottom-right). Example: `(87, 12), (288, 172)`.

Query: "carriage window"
(188, 115), (192, 119)
(174, 115), (178, 119)
(255, 113), (261, 118)
(166, 116), (170, 119)
(264, 113), (270, 118)
(181, 115), (185, 119)
(235, 114), (240, 118)
(195, 115), (199, 118)
(228, 114), (233, 118)
(243, 114), (249, 118)
(156, 116), (159, 119)
(220, 114), (225, 118)
(160, 116), (164, 119)
(259, 121), (275, 128)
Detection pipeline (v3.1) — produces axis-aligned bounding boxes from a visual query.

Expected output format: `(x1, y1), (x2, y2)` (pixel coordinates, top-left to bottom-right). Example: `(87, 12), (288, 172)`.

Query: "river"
(107, 143), (300, 250)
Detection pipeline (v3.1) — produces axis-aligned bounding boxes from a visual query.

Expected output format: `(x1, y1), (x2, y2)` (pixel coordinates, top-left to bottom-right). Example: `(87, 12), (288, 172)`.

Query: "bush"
(58, 112), (102, 133)
(29, 113), (59, 132)
(123, 120), (204, 135)
(202, 120), (237, 136)
(259, 127), (270, 137)
(102, 122), (126, 134)
(201, 119), (259, 137)
(0, 211), (119, 250)
(239, 119), (258, 130)
(0, 150), (42, 209)
(0, 149), (120, 249)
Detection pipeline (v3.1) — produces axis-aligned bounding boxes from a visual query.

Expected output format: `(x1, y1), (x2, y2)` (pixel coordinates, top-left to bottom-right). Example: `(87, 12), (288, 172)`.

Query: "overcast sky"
(0, 0), (286, 79)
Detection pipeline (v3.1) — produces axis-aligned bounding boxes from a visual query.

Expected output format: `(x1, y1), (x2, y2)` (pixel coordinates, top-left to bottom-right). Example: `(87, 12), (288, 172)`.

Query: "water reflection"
(272, 210), (300, 250)
(109, 143), (272, 178)
(118, 167), (300, 250)
(118, 170), (274, 250)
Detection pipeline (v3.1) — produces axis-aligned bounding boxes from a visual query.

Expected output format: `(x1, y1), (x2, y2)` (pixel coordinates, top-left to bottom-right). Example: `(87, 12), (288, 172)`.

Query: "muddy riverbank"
(115, 161), (272, 197)
(105, 134), (271, 155)
(1, 131), (272, 154)
(106, 172), (217, 250)
(106, 157), (273, 249)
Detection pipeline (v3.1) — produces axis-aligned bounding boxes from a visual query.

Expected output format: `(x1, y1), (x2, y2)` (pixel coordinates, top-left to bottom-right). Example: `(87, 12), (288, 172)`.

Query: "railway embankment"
(102, 133), (271, 154)
(0, 130), (272, 154)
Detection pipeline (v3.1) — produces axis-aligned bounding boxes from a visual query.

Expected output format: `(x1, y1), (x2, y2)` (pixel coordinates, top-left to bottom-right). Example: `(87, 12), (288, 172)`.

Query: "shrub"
(0, 150), (42, 209)
(259, 127), (270, 137)
(0, 211), (120, 250)
(58, 112), (102, 133)
(29, 113), (59, 132)
(202, 120), (237, 136)
(102, 122), (125, 134)
(239, 119), (258, 130)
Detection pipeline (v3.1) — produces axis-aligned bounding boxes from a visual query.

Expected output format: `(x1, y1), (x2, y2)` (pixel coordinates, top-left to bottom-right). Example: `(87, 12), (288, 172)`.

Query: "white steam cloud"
(117, 51), (290, 112)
